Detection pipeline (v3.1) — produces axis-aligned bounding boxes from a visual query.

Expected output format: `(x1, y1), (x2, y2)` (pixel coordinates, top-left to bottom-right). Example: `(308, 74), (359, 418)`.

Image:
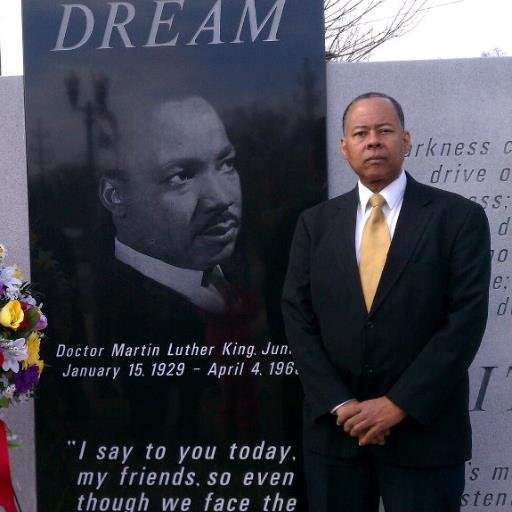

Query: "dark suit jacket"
(101, 258), (207, 347)
(95, 258), (259, 442)
(281, 174), (491, 467)
(93, 259), (210, 443)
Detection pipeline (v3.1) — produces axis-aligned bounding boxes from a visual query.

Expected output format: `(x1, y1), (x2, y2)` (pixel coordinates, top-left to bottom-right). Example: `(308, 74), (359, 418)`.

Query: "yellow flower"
(22, 332), (44, 374)
(0, 300), (24, 330)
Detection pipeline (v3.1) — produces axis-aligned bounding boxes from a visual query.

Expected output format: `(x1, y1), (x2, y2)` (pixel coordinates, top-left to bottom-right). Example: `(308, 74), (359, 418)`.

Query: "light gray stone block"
(0, 75), (36, 512)
(328, 58), (512, 511)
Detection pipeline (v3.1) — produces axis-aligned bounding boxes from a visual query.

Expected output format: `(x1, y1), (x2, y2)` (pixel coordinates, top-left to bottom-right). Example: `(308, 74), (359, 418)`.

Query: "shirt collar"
(115, 238), (210, 298)
(357, 170), (406, 211)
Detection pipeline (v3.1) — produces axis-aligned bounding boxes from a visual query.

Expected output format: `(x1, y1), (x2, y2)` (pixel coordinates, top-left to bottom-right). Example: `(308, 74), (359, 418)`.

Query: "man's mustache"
(197, 208), (240, 235)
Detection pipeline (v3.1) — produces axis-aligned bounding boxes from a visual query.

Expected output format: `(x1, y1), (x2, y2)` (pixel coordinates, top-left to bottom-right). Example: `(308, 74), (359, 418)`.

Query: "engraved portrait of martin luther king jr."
(98, 96), (242, 315)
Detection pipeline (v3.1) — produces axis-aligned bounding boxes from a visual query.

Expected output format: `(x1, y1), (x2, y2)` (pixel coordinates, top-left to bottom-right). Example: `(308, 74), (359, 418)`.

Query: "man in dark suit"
(281, 92), (491, 511)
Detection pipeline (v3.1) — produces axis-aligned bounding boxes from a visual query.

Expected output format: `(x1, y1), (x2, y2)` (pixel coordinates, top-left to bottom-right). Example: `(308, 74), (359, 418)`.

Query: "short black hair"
(342, 92), (405, 132)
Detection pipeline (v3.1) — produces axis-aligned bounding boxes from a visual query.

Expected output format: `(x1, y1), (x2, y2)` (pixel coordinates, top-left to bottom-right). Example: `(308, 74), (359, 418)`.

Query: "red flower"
(18, 303), (35, 331)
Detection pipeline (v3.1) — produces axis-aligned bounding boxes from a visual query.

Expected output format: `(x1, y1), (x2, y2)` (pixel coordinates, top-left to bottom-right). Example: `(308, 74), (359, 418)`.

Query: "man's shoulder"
(299, 188), (356, 225)
(407, 175), (484, 215)
(108, 257), (197, 310)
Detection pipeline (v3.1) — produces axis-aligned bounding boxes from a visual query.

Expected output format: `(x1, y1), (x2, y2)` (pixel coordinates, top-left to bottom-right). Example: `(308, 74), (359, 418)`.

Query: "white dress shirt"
(115, 239), (227, 313)
(355, 170), (407, 261)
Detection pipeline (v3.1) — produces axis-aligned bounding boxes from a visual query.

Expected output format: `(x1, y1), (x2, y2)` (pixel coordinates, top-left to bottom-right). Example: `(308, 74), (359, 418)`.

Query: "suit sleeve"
(281, 213), (354, 420)
(386, 203), (491, 425)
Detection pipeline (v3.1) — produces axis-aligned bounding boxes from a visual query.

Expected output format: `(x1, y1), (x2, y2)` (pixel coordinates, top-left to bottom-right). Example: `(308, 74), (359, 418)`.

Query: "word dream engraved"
(52, 0), (287, 51)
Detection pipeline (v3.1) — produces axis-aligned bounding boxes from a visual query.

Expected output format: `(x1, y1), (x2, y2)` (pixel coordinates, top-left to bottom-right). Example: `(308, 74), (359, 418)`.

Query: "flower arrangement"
(0, 244), (45, 415)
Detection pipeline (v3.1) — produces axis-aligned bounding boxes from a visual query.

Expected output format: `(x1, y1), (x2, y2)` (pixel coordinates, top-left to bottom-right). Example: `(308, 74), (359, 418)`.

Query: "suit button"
(364, 365), (374, 374)
(366, 322), (374, 329)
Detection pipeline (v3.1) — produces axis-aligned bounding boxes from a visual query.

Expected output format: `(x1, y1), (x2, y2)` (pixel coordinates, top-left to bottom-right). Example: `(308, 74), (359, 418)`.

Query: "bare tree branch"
(481, 47), (506, 57)
(325, 0), (430, 61)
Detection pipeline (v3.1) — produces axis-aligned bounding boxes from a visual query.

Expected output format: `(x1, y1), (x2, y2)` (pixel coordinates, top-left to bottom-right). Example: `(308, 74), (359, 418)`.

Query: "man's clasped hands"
(335, 396), (407, 446)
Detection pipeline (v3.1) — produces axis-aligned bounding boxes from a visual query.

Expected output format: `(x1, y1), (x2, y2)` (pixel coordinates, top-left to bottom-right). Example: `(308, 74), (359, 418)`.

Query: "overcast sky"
(369, 0), (512, 61)
(1, 0), (511, 75)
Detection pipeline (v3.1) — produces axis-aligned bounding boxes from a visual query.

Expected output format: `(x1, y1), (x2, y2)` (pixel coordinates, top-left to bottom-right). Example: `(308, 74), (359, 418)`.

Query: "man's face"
(119, 98), (241, 270)
(341, 97), (411, 192)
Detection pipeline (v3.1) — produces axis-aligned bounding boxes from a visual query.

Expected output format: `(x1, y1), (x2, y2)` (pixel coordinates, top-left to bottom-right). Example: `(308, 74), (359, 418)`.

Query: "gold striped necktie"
(359, 193), (391, 312)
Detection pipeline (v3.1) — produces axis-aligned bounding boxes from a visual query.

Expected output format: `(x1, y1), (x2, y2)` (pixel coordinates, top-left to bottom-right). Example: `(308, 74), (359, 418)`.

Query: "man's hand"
(342, 396), (406, 446)
(335, 400), (390, 446)
(362, 429), (390, 446)
(335, 400), (361, 427)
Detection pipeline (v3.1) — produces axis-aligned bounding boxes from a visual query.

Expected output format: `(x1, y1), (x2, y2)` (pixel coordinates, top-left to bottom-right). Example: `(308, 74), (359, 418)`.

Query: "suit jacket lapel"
(330, 188), (367, 312)
(369, 175), (433, 316)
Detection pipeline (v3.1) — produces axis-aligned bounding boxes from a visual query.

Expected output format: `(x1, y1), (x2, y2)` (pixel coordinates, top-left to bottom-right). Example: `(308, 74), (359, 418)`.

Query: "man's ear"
(403, 130), (412, 155)
(98, 176), (125, 218)
(340, 137), (348, 159)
